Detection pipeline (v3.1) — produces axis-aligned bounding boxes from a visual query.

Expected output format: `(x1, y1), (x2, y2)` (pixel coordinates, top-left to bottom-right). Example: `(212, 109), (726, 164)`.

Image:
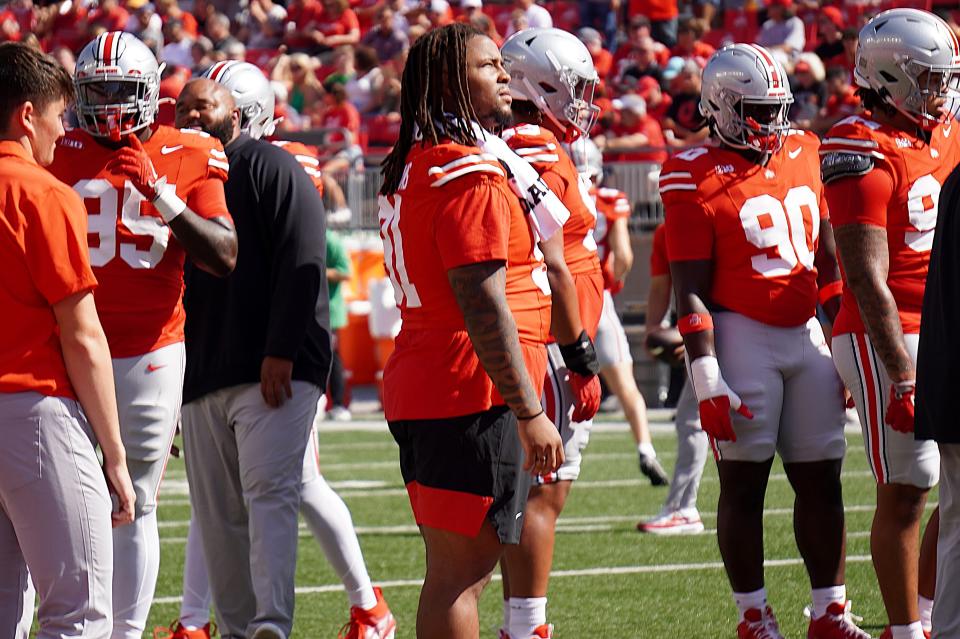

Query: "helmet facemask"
(894, 60), (960, 131)
(511, 54), (600, 142)
(714, 92), (793, 155)
(75, 70), (162, 141)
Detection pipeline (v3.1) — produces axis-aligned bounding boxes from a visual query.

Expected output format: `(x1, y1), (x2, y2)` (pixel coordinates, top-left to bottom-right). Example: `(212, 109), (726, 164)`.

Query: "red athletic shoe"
(808, 601), (872, 638)
(153, 621), (216, 639)
(338, 587), (396, 639)
(738, 608), (785, 639)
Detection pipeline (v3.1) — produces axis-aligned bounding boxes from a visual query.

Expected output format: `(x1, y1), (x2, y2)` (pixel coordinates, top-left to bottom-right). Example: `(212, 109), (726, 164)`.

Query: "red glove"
(885, 381), (915, 434)
(569, 373), (601, 422)
(105, 134), (162, 200)
(690, 356), (753, 442)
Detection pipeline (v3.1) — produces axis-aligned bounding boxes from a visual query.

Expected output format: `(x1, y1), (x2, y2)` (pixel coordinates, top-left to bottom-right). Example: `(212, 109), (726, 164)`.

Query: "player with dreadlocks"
(378, 23), (563, 639)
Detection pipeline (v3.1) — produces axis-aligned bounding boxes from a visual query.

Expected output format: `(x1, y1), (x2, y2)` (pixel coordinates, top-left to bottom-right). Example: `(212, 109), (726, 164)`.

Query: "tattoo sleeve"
(833, 223), (914, 380)
(168, 212), (238, 277)
(448, 260), (543, 417)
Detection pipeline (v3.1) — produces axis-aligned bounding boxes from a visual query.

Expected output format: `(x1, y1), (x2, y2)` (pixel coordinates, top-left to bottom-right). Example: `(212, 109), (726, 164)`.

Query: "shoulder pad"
(658, 157), (700, 195)
(426, 149), (505, 188)
(502, 125), (560, 164)
(821, 152), (874, 185)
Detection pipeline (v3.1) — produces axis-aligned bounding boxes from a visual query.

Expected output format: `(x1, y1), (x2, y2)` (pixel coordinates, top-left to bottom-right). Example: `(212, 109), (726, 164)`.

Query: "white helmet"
(567, 137), (603, 182)
(501, 27), (600, 141)
(202, 60), (279, 139)
(855, 8), (960, 131)
(699, 43), (793, 154)
(74, 31), (164, 140)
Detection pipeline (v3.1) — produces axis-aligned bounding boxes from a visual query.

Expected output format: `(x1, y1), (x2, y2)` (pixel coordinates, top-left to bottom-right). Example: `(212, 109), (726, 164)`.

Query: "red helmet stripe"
(210, 61), (232, 82)
(102, 32), (117, 66)
(747, 43), (781, 90)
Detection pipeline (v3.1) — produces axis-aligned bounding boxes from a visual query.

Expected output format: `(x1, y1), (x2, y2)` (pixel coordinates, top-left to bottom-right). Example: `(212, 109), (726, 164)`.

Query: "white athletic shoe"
(328, 406), (352, 421)
(636, 508), (705, 535)
(251, 623), (286, 639)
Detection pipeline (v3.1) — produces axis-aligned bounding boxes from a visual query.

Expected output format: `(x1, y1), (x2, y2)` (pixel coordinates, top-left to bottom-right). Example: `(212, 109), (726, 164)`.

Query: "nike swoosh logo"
(944, 125), (952, 138)
(161, 145), (183, 155)
(146, 363), (167, 373)
(788, 147), (801, 159)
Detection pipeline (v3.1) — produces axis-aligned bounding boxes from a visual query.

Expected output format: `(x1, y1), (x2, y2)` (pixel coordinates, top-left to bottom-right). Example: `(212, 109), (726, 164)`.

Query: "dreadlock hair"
(855, 85), (897, 118)
(381, 23), (484, 195)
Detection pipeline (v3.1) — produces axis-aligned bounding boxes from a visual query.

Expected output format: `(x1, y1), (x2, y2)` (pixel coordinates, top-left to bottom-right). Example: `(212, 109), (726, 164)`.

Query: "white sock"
(889, 622), (925, 639)
(300, 475), (377, 610)
(811, 584), (846, 619)
(919, 596), (934, 632)
(733, 588), (767, 621)
(507, 596), (547, 639)
(111, 509), (161, 639)
(502, 599), (511, 631)
(638, 442), (657, 458)
(179, 516), (213, 628)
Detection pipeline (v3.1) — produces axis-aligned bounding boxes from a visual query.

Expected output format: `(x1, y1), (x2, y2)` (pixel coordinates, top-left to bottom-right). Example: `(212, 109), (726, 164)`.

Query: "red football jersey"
(380, 141), (550, 421)
(272, 140), (324, 195)
(503, 124), (604, 335)
(49, 125), (230, 358)
(661, 131), (828, 327)
(823, 115), (960, 335)
(592, 185), (632, 293)
(650, 222), (669, 278)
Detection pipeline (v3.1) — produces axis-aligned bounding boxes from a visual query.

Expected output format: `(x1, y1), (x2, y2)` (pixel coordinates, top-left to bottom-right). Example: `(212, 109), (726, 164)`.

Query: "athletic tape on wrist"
(678, 313), (713, 336)
(818, 280), (843, 306)
(153, 188), (186, 224)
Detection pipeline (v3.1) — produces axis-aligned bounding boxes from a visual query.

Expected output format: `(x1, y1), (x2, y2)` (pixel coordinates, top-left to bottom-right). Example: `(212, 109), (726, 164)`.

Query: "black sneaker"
(639, 454), (670, 486)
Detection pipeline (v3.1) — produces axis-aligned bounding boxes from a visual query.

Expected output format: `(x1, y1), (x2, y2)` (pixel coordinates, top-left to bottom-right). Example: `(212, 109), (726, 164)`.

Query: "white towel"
(470, 123), (570, 242)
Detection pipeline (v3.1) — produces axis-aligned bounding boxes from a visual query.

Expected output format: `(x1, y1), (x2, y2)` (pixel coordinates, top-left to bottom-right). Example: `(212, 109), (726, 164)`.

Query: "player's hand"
(261, 356), (294, 408)
(105, 134), (162, 200)
(689, 355), (752, 442)
(885, 381), (915, 434)
(518, 411), (564, 476)
(569, 372), (601, 422)
(103, 460), (136, 527)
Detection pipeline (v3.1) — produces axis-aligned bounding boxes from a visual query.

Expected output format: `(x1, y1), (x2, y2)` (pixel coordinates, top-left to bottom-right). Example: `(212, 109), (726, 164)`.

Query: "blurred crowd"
(3, 0), (960, 162)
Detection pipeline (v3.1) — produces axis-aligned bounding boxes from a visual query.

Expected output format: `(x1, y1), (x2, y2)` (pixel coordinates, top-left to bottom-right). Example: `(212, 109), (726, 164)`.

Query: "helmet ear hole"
(879, 70), (899, 83)
(538, 82), (558, 94)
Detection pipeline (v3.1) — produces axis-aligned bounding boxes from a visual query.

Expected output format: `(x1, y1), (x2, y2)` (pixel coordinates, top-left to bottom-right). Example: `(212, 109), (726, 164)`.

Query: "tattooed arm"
(448, 261), (564, 474)
(833, 224), (914, 382)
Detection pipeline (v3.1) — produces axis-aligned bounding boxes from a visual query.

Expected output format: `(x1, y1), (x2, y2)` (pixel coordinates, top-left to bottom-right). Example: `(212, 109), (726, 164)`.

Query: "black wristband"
(558, 330), (600, 377)
(517, 409), (545, 421)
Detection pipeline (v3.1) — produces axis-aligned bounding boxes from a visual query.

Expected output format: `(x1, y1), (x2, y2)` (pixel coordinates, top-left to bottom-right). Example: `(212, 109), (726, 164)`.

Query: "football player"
(572, 137), (671, 490)
(154, 60), (395, 639)
(496, 28), (604, 639)
(662, 43), (868, 639)
(822, 9), (960, 639)
(377, 23), (563, 639)
(47, 32), (238, 639)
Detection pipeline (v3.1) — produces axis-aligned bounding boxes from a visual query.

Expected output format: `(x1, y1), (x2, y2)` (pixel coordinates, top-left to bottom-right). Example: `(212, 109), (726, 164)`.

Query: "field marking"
(156, 469), (878, 500)
(150, 554), (875, 606)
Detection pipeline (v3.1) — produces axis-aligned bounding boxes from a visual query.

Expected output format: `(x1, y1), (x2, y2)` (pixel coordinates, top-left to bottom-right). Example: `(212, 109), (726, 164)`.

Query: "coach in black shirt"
(175, 78), (330, 639)
(916, 158), (960, 638)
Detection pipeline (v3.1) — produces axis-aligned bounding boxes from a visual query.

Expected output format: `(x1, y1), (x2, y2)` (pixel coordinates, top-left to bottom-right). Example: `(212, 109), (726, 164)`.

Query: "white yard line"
(150, 554), (876, 606)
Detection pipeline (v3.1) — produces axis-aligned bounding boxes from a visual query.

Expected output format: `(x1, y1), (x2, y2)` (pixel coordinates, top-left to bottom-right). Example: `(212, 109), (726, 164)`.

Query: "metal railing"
(322, 161), (666, 230)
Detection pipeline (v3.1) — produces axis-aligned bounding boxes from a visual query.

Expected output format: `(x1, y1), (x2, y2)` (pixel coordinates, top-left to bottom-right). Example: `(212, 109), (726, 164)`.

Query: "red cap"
(794, 60), (812, 73)
(820, 6), (844, 29)
(637, 76), (660, 100)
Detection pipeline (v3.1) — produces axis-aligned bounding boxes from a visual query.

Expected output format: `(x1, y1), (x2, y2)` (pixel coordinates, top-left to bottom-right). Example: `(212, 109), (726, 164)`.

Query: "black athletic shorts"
(388, 405), (531, 544)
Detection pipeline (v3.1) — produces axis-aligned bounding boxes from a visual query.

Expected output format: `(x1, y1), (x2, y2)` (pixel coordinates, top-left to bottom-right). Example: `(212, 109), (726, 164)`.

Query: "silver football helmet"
(75, 31), (164, 139)
(501, 27), (600, 141)
(699, 43), (793, 154)
(202, 60), (280, 140)
(855, 8), (960, 131)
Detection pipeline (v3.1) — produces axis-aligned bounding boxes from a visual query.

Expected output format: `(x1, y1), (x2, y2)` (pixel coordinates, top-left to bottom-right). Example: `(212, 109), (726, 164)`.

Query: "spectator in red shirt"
(88, 0), (129, 33)
(0, 8), (21, 42)
(156, 0), (200, 37)
(614, 15), (669, 73)
(627, 0), (678, 47)
(637, 75), (671, 121)
(284, 0), (325, 51)
(814, 64), (859, 134)
(578, 27), (612, 82)
(671, 18), (714, 63)
(814, 6), (845, 65)
(595, 94), (667, 163)
(316, 0), (361, 49)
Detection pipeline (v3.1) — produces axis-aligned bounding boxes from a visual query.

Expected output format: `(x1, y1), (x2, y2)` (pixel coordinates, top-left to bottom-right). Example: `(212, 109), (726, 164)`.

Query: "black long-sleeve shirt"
(182, 134), (331, 404)
(916, 160), (960, 444)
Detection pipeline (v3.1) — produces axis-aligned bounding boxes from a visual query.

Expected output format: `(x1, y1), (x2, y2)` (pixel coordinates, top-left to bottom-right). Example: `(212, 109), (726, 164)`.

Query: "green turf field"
(146, 419), (937, 638)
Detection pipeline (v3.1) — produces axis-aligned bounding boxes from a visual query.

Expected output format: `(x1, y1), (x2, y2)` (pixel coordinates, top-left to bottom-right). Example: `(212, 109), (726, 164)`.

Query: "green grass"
(144, 422), (935, 638)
